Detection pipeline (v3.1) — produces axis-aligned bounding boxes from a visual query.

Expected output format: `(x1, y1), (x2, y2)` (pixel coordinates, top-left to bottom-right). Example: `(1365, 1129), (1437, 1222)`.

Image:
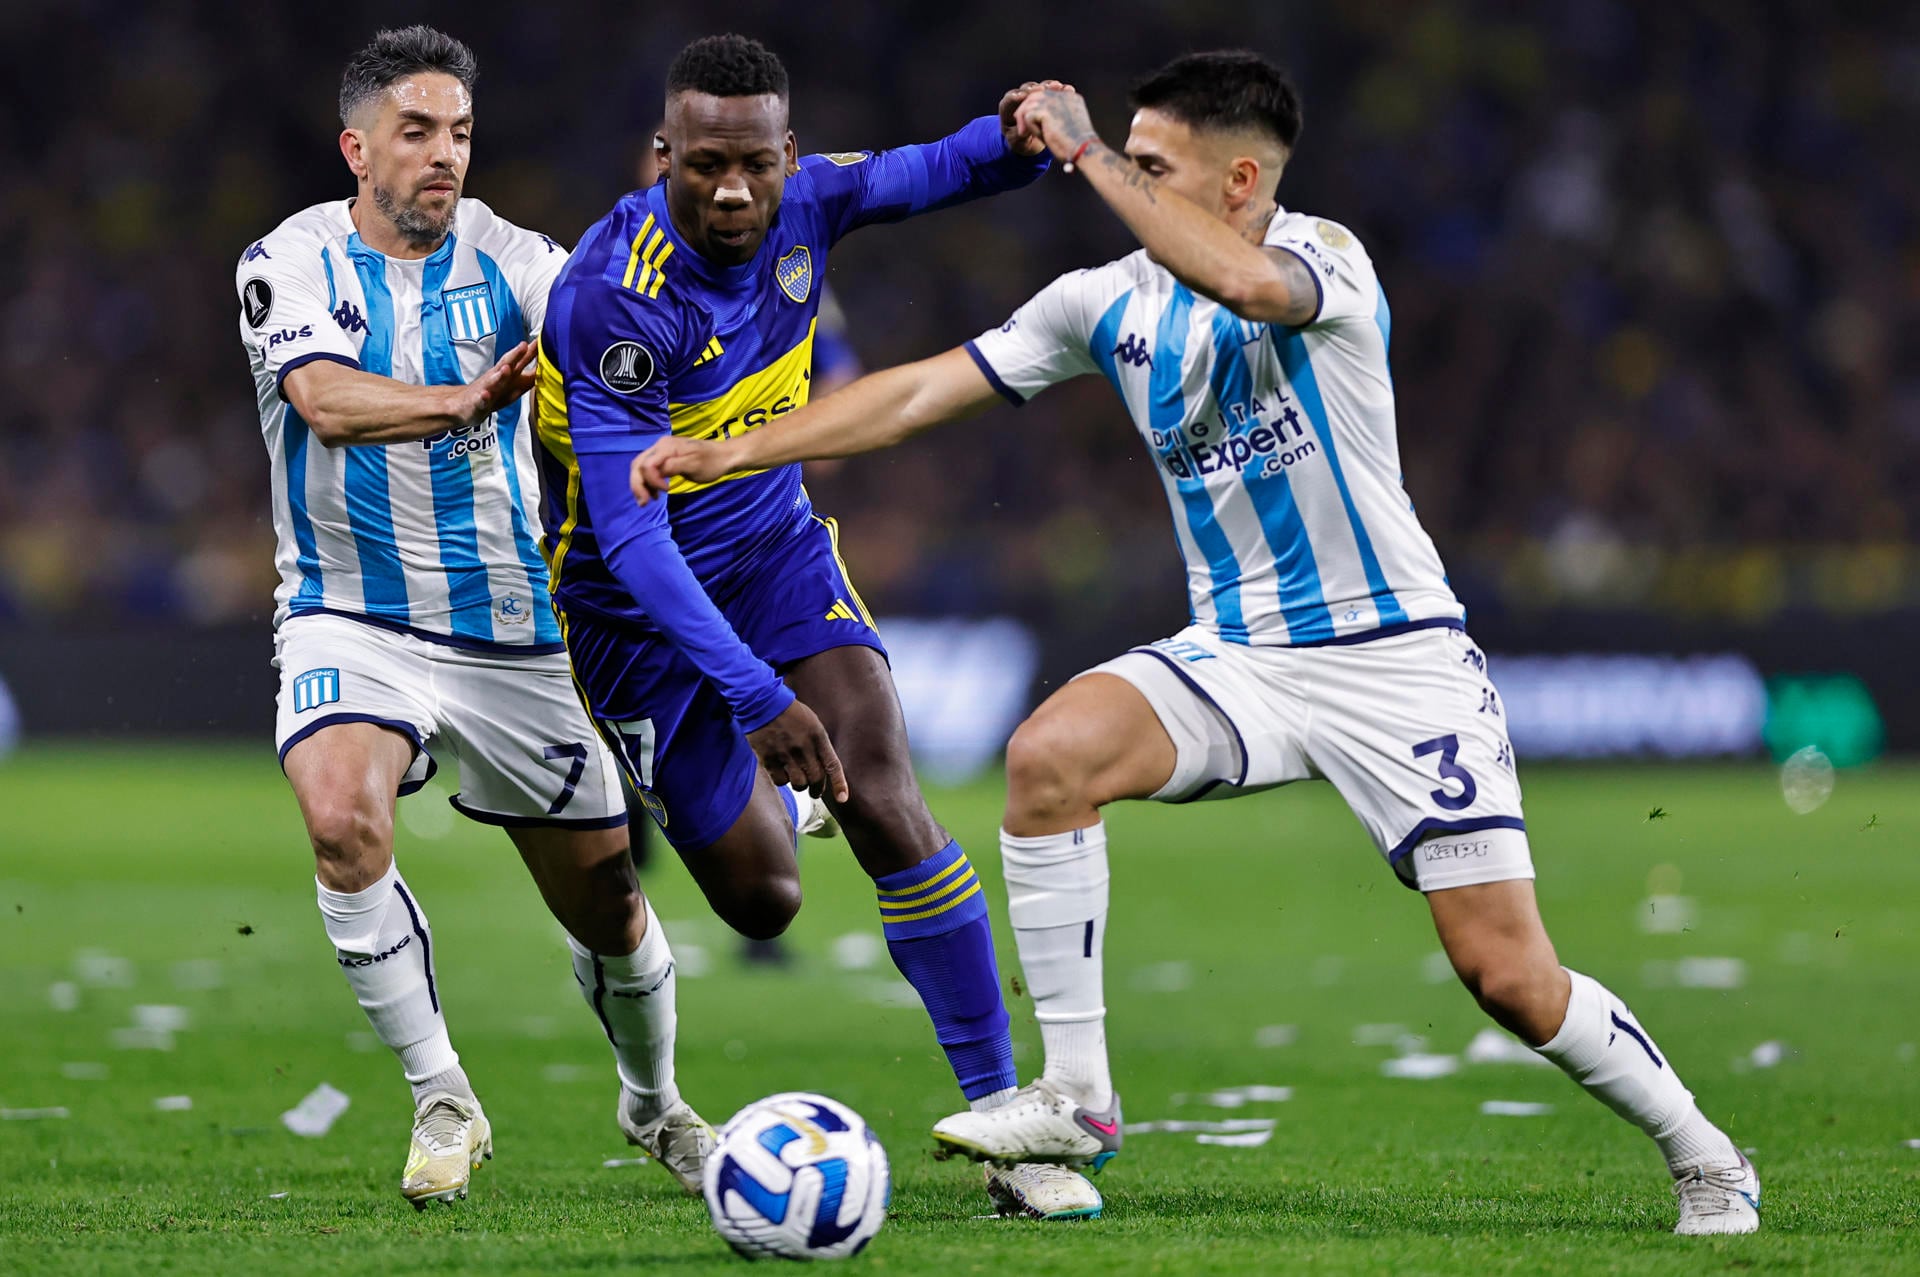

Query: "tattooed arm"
(1011, 88), (1318, 326)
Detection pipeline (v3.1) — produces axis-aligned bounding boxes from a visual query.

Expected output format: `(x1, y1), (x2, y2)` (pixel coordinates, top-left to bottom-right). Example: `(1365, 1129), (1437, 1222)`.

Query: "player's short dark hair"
(1129, 51), (1303, 151)
(666, 34), (789, 100)
(339, 25), (478, 126)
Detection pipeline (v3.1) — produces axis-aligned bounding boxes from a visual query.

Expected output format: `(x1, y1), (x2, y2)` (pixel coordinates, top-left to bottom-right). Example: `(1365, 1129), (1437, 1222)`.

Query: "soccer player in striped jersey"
(238, 26), (711, 1207)
(535, 35), (1099, 1221)
(632, 51), (1760, 1236)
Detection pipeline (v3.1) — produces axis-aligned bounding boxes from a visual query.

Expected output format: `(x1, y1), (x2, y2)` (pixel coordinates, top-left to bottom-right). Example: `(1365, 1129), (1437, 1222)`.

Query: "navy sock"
(875, 840), (1016, 1100)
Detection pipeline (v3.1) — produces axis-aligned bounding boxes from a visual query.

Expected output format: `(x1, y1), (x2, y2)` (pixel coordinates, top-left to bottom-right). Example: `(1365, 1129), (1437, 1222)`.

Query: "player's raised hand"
(999, 80), (1075, 156)
(631, 436), (738, 505)
(1013, 87), (1100, 166)
(453, 340), (538, 427)
(746, 699), (849, 803)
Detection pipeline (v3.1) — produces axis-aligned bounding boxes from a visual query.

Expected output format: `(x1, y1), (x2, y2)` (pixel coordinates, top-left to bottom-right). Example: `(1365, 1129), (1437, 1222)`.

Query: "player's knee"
(714, 875), (802, 942)
(305, 795), (392, 873)
(1004, 715), (1092, 818)
(1462, 957), (1558, 1025)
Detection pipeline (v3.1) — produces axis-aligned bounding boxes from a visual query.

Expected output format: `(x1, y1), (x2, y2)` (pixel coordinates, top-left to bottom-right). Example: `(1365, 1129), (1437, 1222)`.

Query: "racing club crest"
(775, 245), (812, 303)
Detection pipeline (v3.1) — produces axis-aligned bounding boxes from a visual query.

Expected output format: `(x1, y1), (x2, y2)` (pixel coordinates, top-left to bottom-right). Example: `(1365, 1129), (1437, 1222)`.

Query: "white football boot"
(1673, 1151), (1761, 1235)
(401, 1091), (492, 1208)
(984, 1163), (1104, 1220)
(618, 1092), (718, 1195)
(932, 1078), (1122, 1169)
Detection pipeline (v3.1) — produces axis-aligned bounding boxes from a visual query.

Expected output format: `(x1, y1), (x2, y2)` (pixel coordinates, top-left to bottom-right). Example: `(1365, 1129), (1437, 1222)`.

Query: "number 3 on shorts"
(1411, 734), (1477, 812)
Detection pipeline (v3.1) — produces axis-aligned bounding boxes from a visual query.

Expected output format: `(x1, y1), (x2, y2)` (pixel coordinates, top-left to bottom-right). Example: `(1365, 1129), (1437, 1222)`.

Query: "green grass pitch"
(2, 746), (1915, 1274)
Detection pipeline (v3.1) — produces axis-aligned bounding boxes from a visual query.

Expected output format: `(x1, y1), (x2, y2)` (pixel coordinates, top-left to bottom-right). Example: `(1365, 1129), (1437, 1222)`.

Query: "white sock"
(569, 897), (680, 1124)
(316, 865), (469, 1105)
(1536, 968), (1738, 1171)
(969, 1087), (1017, 1113)
(1000, 823), (1112, 1110)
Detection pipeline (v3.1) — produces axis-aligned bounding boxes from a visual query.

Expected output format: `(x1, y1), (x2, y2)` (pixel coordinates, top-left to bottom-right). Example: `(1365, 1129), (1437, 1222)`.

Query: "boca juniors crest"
(775, 245), (813, 303)
(443, 282), (499, 342)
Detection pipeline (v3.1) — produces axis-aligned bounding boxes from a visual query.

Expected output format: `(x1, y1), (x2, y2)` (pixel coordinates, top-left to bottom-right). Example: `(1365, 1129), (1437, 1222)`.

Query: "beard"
(372, 181), (457, 246)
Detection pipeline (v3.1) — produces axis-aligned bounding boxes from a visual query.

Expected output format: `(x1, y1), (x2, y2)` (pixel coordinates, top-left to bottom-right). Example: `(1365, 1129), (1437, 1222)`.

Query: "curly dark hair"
(339, 25), (477, 126)
(666, 34), (789, 100)
(1130, 50), (1303, 151)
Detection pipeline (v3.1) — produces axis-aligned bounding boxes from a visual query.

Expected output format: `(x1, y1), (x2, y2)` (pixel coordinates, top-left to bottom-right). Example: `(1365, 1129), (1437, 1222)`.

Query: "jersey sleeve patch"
(599, 340), (657, 394)
(242, 277), (274, 328)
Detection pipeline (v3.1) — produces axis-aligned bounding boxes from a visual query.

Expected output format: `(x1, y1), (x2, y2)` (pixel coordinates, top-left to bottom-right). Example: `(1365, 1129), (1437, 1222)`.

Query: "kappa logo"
(1113, 333), (1153, 368)
(775, 245), (813, 303)
(242, 240), (271, 263)
(242, 277), (274, 328)
(332, 298), (366, 335)
(600, 341), (656, 394)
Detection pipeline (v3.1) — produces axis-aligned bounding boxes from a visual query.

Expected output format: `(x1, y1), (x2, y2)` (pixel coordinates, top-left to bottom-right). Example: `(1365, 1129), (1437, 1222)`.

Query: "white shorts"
(273, 614), (625, 829)
(1086, 624), (1531, 892)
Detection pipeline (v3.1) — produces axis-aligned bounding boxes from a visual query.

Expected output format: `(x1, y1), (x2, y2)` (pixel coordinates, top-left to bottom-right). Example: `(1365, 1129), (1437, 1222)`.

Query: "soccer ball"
(702, 1092), (890, 1261)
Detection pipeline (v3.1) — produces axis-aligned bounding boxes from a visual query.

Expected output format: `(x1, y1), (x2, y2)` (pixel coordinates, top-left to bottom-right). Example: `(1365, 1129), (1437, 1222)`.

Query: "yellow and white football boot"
(400, 1091), (492, 1208)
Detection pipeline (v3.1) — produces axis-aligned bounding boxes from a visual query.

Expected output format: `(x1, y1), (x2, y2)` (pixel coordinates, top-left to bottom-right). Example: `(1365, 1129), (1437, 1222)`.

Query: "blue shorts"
(560, 515), (885, 851)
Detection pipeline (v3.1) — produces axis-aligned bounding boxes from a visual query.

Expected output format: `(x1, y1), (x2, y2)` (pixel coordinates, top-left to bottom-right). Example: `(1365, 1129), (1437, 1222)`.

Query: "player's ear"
(340, 129), (368, 181)
(785, 130), (800, 177)
(1225, 155), (1262, 210)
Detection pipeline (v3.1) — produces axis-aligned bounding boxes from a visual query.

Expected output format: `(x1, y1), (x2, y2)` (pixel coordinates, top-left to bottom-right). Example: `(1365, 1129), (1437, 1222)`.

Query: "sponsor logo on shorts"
(292, 668), (341, 713)
(1421, 839), (1492, 863)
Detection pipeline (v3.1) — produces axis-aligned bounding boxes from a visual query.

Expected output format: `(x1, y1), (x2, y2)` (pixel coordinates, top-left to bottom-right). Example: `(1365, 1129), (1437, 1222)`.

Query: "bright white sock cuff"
(1001, 823), (1109, 930)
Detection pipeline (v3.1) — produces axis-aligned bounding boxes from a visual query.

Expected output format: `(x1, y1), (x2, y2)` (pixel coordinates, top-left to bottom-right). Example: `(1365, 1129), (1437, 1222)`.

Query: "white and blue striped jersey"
(966, 208), (1462, 647)
(237, 198), (566, 652)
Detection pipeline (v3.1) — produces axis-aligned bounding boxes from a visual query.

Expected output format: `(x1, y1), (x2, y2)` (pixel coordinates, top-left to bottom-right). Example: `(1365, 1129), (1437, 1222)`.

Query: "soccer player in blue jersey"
(534, 34), (1100, 1220)
(634, 51), (1760, 1236)
(239, 26), (712, 1207)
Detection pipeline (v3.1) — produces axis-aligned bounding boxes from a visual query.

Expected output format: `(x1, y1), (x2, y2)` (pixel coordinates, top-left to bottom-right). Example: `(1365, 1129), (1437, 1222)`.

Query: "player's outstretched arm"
(632, 347), (1000, 503)
(1014, 90), (1318, 327)
(282, 341), (537, 447)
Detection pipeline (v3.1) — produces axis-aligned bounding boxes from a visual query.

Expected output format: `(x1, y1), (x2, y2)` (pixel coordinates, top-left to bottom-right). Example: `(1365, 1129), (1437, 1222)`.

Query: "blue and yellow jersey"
(535, 115), (1047, 666)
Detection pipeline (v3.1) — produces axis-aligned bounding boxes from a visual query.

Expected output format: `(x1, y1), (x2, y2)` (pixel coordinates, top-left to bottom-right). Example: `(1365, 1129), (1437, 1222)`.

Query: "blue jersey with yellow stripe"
(532, 115), (1046, 727)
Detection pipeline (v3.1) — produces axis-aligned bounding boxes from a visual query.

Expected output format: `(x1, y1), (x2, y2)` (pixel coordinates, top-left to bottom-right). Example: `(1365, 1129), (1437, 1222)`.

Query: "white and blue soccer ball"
(702, 1092), (890, 1262)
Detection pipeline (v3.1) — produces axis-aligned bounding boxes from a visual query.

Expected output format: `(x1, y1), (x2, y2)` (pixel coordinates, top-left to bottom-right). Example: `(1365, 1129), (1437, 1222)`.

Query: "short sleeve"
(1267, 218), (1379, 328)
(491, 225), (570, 337)
(546, 281), (698, 458)
(963, 270), (1104, 404)
(236, 236), (359, 387)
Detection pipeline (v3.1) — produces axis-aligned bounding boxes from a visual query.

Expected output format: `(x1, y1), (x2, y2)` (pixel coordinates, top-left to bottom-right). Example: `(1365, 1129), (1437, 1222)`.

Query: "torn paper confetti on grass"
(152, 1095), (193, 1112)
(1464, 1028), (1554, 1068)
(1352, 1024), (1408, 1047)
(831, 931), (883, 971)
(1637, 894), (1697, 935)
(1253, 1024), (1297, 1048)
(1196, 1128), (1275, 1147)
(282, 1084), (350, 1138)
(2, 1107), (70, 1120)
(1125, 1118), (1276, 1135)
(1481, 1101), (1553, 1117)
(48, 981), (79, 1012)
(109, 1028), (174, 1052)
(1199, 1086), (1294, 1108)
(60, 1062), (108, 1081)
(133, 1005), (191, 1033)
(603, 1156), (651, 1167)
(1381, 1054), (1459, 1079)
(1643, 957), (1747, 989)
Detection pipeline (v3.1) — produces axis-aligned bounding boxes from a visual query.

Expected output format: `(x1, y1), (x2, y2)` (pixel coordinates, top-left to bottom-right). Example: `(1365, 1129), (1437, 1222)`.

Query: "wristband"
(1064, 138), (1097, 173)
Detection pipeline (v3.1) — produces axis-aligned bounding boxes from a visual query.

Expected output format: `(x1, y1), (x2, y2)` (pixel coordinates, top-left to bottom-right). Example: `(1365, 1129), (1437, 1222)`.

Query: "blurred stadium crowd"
(2, 0), (1916, 638)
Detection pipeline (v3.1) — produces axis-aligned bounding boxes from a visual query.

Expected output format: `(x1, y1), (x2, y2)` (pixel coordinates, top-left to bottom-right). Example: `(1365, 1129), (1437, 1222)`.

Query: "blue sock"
(776, 786), (799, 847)
(874, 840), (1016, 1101)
